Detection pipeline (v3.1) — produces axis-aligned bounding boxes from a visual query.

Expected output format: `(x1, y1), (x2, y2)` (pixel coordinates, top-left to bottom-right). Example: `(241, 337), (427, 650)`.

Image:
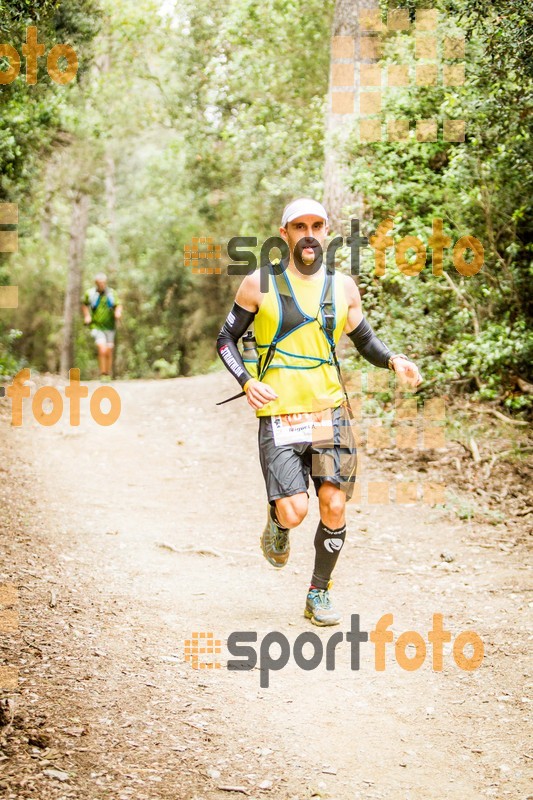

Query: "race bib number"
(271, 411), (333, 447)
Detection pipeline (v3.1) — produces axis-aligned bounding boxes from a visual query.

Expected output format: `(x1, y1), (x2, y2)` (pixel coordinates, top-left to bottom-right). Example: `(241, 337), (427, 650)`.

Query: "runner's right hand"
(244, 379), (278, 411)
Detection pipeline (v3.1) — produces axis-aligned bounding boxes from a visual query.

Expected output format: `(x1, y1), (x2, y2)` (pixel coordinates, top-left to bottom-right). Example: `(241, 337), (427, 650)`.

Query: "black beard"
(293, 249), (322, 276)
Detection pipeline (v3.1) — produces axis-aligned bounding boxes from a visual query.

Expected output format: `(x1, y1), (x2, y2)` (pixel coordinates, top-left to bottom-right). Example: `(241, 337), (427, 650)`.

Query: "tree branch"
(442, 271), (481, 337)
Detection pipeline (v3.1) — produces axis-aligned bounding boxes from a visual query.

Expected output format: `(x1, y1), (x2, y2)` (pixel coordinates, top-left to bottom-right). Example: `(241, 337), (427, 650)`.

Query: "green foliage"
(0, 327), (23, 377)
(344, 0), (532, 415)
(57, 0), (334, 378)
(0, 0), (100, 199)
(0, 0), (101, 377)
(1, 0), (530, 419)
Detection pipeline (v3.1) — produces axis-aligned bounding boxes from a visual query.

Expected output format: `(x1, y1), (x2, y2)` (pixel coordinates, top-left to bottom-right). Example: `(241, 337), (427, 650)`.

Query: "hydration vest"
(217, 260), (350, 409)
(88, 287), (116, 311)
(255, 260), (337, 381)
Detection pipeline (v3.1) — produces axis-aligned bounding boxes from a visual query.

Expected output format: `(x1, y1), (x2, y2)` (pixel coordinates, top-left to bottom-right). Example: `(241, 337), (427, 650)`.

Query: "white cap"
(281, 198), (328, 228)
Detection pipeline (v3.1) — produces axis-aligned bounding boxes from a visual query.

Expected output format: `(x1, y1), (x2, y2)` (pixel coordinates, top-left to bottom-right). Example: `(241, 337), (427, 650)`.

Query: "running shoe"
(304, 582), (341, 626)
(260, 505), (290, 568)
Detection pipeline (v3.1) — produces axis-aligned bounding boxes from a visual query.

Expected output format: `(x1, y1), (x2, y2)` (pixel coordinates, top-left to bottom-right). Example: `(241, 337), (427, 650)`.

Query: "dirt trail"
(0, 372), (531, 799)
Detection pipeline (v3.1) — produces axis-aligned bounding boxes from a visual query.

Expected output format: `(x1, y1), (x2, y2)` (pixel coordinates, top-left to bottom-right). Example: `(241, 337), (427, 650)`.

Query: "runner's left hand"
(392, 357), (423, 389)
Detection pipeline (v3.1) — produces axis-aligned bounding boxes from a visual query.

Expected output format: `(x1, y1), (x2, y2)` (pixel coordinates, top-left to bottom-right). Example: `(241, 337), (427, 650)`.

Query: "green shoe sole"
(303, 607), (341, 627)
(259, 533), (289, 568)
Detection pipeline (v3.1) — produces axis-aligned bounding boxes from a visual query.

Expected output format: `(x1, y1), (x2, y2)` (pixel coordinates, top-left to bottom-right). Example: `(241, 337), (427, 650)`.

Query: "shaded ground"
(0, 372), (531, 799)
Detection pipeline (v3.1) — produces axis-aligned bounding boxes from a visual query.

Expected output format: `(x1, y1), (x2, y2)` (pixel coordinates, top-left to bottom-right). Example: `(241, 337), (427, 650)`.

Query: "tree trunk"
(60, 191), (90, 376)
(105, 153), (119, 275)
(324, 0), (379, 233)
(40, 161), (55, 243)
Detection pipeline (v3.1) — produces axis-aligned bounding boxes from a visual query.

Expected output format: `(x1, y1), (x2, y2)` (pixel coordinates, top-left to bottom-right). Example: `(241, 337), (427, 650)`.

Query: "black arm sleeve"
(216, 302), (257, 388)
(346, 316), (393, 369)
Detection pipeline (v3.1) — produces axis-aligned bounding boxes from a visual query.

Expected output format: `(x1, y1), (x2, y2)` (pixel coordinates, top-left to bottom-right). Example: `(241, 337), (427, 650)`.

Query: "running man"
(216, 198), (422, 626)
(82, 273), (122, 381)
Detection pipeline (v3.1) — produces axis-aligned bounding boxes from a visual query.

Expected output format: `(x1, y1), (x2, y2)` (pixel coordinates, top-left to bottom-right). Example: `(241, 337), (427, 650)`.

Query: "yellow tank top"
(251, 264), (348, 417)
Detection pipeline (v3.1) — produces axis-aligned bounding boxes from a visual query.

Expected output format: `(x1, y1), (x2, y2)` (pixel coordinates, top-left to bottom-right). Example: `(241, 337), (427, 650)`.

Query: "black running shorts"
(258, 403), (358, 504)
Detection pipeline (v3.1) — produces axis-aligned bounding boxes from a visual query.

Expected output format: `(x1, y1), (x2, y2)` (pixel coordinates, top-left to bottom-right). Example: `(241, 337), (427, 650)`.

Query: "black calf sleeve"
(270, 503), (288, 530)
(311, 521), (347, 589)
